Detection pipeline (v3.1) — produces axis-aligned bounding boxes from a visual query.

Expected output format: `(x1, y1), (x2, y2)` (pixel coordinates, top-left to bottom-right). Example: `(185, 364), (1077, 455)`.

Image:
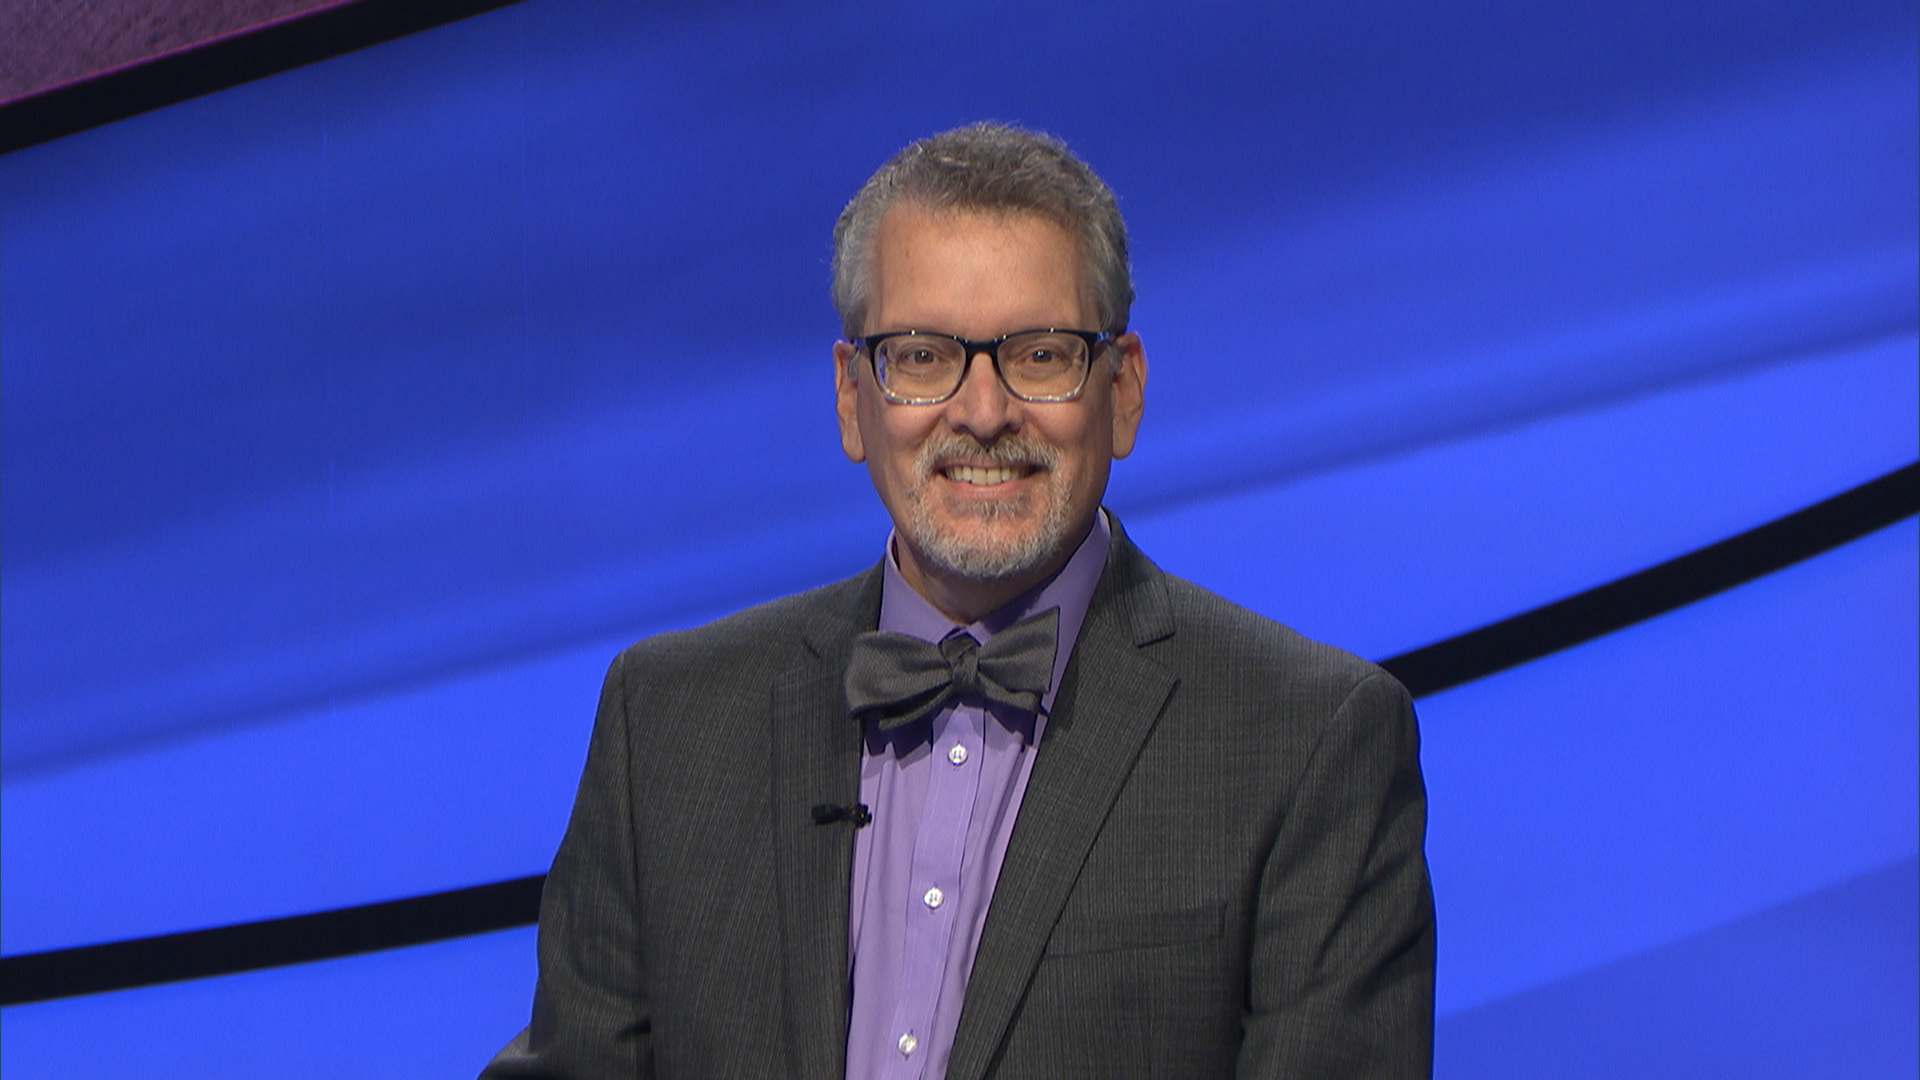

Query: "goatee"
(904, 433), (1071, 581)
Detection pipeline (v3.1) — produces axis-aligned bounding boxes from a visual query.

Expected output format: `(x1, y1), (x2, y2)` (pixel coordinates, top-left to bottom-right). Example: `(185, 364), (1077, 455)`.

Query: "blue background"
(2, 0), (1915, 1075)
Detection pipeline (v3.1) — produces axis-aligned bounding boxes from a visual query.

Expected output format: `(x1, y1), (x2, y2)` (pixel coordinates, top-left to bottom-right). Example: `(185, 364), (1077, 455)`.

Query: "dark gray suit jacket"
(483, 524), (1434, 1079)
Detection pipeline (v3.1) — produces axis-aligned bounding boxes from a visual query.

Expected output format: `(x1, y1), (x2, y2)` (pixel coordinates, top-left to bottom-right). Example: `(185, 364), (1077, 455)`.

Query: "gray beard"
(903, 434), (1072, 581)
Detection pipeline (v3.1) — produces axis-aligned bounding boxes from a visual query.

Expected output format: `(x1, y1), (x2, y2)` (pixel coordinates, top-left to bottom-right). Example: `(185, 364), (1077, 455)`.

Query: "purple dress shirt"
(844, 511), (1112, 1080)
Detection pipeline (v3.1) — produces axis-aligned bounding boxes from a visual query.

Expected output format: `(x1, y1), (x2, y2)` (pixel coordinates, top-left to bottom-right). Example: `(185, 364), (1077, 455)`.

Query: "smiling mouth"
(942, 464), (1032, 485)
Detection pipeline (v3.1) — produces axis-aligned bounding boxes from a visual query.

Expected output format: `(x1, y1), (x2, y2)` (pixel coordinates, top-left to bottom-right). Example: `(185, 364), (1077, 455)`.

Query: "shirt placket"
(880, 692), (987, 1079)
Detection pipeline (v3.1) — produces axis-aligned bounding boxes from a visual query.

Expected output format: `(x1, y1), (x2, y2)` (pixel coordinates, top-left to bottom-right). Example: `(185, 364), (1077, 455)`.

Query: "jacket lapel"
(945, 530), (1179, 1080)
(770, 569), (881, 1080)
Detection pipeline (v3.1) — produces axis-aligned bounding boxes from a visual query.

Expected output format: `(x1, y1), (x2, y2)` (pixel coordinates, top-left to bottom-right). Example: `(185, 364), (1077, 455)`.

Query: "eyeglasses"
(854, 329), (1111, 405)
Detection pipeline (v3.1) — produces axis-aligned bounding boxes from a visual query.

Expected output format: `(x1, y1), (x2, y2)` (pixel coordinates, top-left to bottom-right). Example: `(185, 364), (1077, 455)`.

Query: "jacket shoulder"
(1150, 567), (1406, 707)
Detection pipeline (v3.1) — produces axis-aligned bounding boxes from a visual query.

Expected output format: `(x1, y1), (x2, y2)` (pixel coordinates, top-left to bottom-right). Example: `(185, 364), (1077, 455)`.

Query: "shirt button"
(923, 886), (945, 910)
(898, 1032), (918, 1056)
(948, 743), (969, 765)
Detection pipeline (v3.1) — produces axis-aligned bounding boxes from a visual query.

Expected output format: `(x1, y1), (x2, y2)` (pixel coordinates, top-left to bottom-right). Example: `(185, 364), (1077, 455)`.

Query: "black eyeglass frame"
(852, 328), (1114, 405)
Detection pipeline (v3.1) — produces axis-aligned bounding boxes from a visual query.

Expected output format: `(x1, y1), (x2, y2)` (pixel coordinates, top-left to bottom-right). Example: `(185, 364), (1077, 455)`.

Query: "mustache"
(915, 433), (1060, 473)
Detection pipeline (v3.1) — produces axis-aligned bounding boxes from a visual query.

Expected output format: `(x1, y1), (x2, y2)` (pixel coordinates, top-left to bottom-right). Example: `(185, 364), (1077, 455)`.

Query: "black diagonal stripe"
(2, 461), (1914, 1006)
(1378, 461), (1918, 697)
(0, 875), (542, 1006)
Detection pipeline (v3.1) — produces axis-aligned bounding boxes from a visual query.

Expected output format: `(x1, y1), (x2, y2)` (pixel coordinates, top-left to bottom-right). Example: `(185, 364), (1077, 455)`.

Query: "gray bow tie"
(845, 608), (1059, 730)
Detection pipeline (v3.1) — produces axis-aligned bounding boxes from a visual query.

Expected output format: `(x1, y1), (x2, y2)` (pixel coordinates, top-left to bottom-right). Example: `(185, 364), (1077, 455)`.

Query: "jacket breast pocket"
(1042, 903), (1224, 957)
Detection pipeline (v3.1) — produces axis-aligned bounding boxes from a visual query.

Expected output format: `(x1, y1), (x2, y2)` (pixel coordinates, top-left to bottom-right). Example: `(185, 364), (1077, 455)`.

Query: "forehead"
(866, 203), (1091, 333)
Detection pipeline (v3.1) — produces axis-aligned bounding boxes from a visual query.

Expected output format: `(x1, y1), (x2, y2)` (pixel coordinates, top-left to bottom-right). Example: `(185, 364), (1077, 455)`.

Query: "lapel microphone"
(811, 803), (873, 828)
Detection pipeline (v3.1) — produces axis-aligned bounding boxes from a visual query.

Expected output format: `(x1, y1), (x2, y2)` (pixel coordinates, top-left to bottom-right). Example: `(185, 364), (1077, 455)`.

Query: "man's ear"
(833, 341), (866, 463)
(1107, 332), (1147, 459)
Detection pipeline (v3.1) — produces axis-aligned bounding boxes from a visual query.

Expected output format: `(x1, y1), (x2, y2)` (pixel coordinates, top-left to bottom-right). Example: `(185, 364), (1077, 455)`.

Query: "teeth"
(947, 465), (1021, 485)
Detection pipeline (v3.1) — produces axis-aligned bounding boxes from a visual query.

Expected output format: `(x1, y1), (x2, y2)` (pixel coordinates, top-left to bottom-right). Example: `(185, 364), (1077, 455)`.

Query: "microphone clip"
(811, 802), (873, 828)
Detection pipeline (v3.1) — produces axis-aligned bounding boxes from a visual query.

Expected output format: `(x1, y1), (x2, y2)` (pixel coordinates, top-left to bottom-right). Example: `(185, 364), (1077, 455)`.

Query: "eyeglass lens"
(875, 332), (1091, 402)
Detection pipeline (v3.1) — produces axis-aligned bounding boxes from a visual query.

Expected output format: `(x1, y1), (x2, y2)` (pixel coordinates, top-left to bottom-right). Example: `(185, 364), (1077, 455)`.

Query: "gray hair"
(831, 122), (1133, 339)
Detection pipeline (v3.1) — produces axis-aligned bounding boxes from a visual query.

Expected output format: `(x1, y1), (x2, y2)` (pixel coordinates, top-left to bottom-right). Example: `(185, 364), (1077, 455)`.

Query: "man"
(484, 123), (1434, 1079)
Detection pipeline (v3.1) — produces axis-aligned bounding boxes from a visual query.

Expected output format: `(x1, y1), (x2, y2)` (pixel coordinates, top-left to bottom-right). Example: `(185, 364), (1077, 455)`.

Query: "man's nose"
(943, 348), (1018, 437)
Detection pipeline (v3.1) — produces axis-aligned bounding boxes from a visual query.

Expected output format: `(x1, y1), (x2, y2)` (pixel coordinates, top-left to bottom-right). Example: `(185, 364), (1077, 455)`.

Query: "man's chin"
(907, 521), (1060, 584)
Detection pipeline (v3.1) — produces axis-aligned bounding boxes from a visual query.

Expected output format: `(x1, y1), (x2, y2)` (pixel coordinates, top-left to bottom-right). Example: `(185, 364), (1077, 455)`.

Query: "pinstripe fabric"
(482, 519), (1434, 1079)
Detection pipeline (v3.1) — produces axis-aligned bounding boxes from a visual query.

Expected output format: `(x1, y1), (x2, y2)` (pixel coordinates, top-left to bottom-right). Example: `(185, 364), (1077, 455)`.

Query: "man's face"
(833, 203), (1145, 612)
